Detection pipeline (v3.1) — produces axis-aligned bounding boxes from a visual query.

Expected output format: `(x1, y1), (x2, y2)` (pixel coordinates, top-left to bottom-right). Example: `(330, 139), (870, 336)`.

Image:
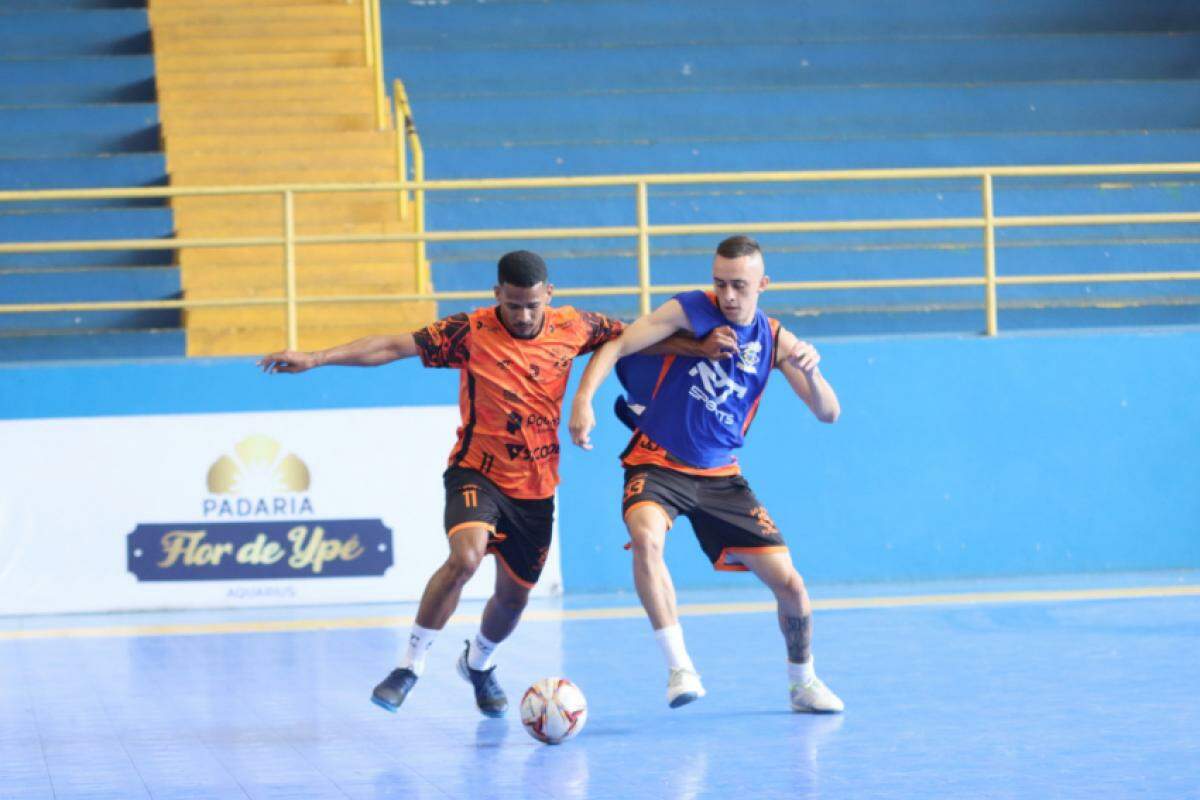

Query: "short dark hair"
(716, 235), (762, 259)
(497, 250), (548, 287)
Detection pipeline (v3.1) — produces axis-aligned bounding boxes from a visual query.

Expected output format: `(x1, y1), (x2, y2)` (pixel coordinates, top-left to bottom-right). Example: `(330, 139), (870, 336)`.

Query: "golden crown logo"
(206, 435), (310, 495)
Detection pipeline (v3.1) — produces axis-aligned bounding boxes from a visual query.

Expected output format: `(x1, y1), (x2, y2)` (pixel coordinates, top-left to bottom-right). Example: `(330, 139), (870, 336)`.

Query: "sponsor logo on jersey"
(687, 359), (748, 425)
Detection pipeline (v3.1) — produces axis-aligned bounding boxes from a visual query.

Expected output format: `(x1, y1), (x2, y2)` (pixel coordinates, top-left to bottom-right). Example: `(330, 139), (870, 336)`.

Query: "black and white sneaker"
(456, 640), (508, 718)
(371, 667), (418, 712)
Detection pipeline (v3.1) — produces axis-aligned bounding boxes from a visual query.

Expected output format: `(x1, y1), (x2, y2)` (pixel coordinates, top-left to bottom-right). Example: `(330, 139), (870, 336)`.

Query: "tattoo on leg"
(783, 613), (812, 663)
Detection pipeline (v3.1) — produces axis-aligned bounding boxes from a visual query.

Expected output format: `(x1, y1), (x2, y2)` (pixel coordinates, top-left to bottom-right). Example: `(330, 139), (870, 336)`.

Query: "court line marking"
(2, 584), (1198, 642)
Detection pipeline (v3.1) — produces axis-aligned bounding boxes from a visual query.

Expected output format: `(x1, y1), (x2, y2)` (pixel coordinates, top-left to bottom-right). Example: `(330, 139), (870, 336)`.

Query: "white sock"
(788, 657), (816, 686)
(654, 624), (696, 672)
(467, 631), (499, 671)
(399, 624), (438, 676)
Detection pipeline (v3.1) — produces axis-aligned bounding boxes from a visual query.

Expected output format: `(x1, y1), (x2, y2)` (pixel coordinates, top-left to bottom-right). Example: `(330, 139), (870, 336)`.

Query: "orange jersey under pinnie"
(413, 306), (622, 499)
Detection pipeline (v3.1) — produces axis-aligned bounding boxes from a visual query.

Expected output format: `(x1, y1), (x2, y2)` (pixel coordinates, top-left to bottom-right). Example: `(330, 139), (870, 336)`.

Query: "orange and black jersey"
(413, 306), (623, 500)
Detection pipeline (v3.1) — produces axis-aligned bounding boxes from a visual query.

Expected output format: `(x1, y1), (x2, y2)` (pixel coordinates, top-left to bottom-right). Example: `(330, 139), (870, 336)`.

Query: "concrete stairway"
(150, 0), (432, 356)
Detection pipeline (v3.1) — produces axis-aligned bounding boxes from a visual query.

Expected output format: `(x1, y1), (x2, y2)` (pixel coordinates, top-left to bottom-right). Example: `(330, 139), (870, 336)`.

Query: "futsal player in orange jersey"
(260, 250), (730, 717)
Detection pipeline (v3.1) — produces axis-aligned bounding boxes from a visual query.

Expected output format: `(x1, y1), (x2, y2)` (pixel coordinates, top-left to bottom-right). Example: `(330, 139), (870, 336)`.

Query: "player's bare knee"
(628, 528), (665, 560)
(445, 548), (484, 584)
(773, 569), (806, 604)
(496, 587), (529, 615)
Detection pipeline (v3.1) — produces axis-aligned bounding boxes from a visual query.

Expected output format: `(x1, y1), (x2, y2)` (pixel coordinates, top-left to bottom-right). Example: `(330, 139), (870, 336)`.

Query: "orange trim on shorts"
(492, 550), (536, 589)
(713, 545), (790, 572)
(447, 521), (496, 539)
(623, 500), (674, 532)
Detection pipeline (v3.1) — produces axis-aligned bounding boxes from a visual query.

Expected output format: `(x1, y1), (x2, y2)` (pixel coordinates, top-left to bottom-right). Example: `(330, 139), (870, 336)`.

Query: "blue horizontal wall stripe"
(418, 130), (1200, 179)
(0, 265), (179, 303)
(380, 0), (1200, 46)
(0, 308), (181, 332)
(0, 10), (150, 57)
(0, 207), (172, 240)
(0, 208), (173, 267)
(421, 182), (1200, 231)
(0, 154), (167, 192)
(0, 57), (156, 104)
(5, 0), (145, 8)
(413, 82), (1200, 144)
(0, 329), (183, 362)
(0, 356), (460, 419)
(390, 34), (1200, 95)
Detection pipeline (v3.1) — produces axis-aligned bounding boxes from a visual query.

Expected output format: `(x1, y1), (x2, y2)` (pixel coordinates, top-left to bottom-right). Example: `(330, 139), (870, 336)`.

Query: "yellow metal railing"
(361, 0), (388, 131)
(2, 163), (1200, 349)
(393, 78), (429, 292)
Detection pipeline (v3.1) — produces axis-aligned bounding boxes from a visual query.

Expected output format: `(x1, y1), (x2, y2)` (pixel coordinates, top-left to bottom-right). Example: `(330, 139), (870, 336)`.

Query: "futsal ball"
(519, 677), (588, 744)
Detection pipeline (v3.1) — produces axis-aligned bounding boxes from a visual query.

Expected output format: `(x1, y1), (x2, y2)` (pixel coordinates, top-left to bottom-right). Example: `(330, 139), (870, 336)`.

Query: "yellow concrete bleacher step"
(150, 4), (359, 23)
(155, 66), (372, 89)
(174, 217), (405, 238)
(181, 261), (414, 292)
(187, 309), (427, 333)
(160, 95), (377, 116)
(173, 201), (403, 228)
(152, 19), (361, 37)
(171, 194), (402, 227)
(170, 166), (397, 185)
(153, 34), (360, 54)
(166, 148), (392, 171)
(163, 130), (395, 152)
(172, 220), (409, 239)
(185, 296), (428, 331)
(172, 190), (401, 211)
(149, 5), (358, 26)
(181, 254), (420, 293)
(151, 0), (350, 7)
(159, 94), (376, 116)
(188, 318), (436, 358)
(157, 83), (374, 103)
(161, 114), (376, 134)
(180, 241), (416, 269)
(156, 51), (362, 71)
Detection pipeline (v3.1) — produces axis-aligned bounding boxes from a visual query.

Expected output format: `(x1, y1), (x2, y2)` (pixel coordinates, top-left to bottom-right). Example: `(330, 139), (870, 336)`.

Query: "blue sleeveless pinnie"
(617, 290), (777, 469)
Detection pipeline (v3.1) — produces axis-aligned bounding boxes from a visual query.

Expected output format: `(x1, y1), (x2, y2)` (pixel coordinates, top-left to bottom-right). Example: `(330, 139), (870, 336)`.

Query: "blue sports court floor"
(2, 572), (1198, 799)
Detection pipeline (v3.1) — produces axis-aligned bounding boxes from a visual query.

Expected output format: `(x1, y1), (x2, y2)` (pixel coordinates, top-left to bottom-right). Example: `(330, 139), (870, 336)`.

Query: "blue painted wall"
(3, 327), (1198, 592)
(558, 328), (1200, 591)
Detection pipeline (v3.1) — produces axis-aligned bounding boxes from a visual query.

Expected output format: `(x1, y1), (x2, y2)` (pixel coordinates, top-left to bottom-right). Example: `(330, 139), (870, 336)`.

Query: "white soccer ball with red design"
(519, 677), (588, 744)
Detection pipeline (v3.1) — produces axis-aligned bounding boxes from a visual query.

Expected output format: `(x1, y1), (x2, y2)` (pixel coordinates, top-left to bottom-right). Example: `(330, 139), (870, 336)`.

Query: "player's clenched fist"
(568, 399), (596, 450)
(258, 349), (320, 373)
(697, 325), (739, 361)
(781, 339), (820, 373)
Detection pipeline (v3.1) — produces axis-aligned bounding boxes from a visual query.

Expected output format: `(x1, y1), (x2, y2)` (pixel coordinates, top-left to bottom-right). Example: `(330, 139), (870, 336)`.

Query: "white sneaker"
(667, 668), (706, 708)
(790, 676), (844, 713)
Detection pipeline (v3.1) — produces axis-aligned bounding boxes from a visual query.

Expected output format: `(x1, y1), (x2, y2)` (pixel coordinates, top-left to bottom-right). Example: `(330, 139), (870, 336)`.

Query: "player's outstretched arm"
(569, 299), (690, 449)
(641, 325), (739, 360)
(775, 327), (840, 423)
(258, 333), (418, 374)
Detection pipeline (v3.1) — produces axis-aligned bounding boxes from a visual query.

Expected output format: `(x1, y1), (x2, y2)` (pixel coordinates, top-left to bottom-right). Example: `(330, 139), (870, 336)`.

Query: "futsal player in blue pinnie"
(569, 235), (844, 713)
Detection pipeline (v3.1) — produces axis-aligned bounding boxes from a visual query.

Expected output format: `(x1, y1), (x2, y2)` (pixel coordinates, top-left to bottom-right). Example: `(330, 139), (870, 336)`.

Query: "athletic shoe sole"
(371, 695), (399, 713)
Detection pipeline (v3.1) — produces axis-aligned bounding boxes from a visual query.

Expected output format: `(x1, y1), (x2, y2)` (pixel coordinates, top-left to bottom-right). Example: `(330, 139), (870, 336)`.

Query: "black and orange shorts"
(622, 466), (787, 571)
(443, 467), (555, 589)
